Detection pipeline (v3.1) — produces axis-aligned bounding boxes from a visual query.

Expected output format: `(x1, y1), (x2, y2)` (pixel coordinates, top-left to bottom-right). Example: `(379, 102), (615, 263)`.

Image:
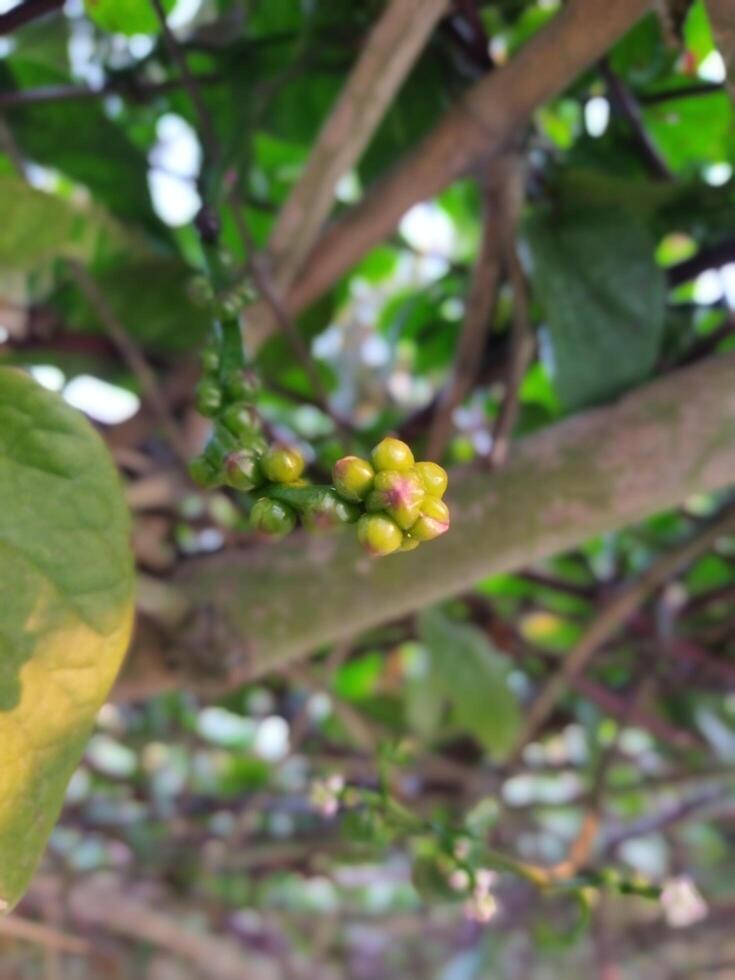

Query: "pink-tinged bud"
(366, 470), (425, 530)
(411, 497), (450, 541)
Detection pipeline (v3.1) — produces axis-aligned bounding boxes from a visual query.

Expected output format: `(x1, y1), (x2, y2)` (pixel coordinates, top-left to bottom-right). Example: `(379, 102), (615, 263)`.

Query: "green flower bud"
(188, 275), (213, 307)
(195, 378), (222, 417)
(400, 532), (421, 552)
(188, 454), (221, 488)
(371, 436), (414, 473)
(411, 497), (450, 542)
(223, 368), (260, 403)
(332, 455), (375, 502)
(415, 461), (448, 498)
(223, 450), (262, 491)
(302, 489), (360, 530)
(356, 513), (403, 557)
(203, 427), (238, 468)
(366, 470), (425, 530)
(250, 497), (296, 537)
(221, 402), (259, 439)
(262, 445), (305, 484)
(201, 346), (220, 375)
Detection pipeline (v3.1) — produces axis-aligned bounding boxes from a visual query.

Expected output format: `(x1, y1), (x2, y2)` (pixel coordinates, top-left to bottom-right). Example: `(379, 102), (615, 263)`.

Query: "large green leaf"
(643, 93), (733, 172)
(0, 368), (134, 911)
(62, 258), (211, 353)
(524, 205), (666, 410)
(0, 173), (133, 273)
(3, 59), (157, 228)
(417, 608), (521, 758)
(84, 0), (175, 35)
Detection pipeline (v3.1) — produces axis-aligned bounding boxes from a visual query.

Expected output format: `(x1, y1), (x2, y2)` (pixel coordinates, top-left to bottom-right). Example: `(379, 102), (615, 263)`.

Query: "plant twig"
(67, 262), (190, 462)
(0, 74), (220, 110)
(27, 876), (281, 980)
(0, 0), (63, 34)
(0, 915), (91, 956)
(149, 0), (220, 162)
(489, 160), (534, 467)
(508, 505), (735, 762)
(705, 0), (735, 104)
(266, 0), (449, 294)
(600, 58), (672, 180)
(425, 165), (504, 461)
(248, 0), (652, 348)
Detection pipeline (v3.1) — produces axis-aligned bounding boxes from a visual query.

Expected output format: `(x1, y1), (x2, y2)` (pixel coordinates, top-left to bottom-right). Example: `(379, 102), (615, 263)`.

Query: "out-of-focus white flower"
(462, 867), (500, 924)
(449, 869), (471, 892)
(309, 774), (345, 818)
(475, 869), (498, 893)
(464, 891), (497, 924)
(661, 876), (708, 928)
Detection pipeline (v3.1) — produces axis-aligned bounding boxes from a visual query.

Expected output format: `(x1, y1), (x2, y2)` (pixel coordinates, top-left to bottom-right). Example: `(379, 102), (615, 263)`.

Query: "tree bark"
(117, 352), (735, 700)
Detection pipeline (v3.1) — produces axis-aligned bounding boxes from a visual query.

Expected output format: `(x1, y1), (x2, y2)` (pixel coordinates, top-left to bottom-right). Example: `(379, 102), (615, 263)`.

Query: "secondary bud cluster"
(333, 438), (450, 558)
(188, 342), (266, 492)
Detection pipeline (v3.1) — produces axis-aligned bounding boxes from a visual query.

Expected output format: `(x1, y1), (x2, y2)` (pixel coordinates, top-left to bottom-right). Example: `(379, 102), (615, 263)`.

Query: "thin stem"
(0, 74), (220, 110)
(149, 0), (220, 165)
(508, 505), (735, 762)
(489, 158), (533, 467)
(0, 0), (63, 34)
(67, 261), (190, 463)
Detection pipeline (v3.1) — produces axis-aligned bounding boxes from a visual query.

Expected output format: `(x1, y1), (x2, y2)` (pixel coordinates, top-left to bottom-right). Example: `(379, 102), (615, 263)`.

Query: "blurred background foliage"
(1, 0), (735, 977)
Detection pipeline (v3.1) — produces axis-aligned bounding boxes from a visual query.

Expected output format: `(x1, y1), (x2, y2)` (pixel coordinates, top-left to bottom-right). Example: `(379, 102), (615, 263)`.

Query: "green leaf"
(3, 61), (157, 227)
(84, 0), (175, 35)
(417, 608), (521, 758)
(524, 205), (666, 410)
(0, 368), (134, 911)
(643, 93), (733, 172)
(0, 173), (133, 273)
(62, 258), (210, 353)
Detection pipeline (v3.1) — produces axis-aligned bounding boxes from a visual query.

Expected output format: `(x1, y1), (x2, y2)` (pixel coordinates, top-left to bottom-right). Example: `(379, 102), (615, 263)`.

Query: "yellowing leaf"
(0, 368), (134, 911)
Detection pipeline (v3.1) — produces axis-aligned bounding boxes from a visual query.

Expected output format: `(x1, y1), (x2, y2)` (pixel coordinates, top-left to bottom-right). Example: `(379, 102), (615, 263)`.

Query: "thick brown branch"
(266, 0), (449, 293)
(247, 0), (652, 347)
(705, 0), (735, 103)
(116, 351), (735, 701)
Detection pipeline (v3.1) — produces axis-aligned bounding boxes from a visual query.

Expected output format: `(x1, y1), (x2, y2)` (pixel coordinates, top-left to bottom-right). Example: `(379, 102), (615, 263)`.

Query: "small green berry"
(195, 378), (222, 417)
(332, 455), (375, 502)
(262, 445), (305, 484)
(224, 450), (262, 491)
(188, 454), (221, 488)
(356, 513), (403, 557)
(250, 498), (296, 537)
(415, 461), (448, 498)
(411, 497), (450, 542)
(201, 346), (220, 374)
(400, 533), (421, 552)
(367, 470), (425, 530)
(371, 436), (414, 473)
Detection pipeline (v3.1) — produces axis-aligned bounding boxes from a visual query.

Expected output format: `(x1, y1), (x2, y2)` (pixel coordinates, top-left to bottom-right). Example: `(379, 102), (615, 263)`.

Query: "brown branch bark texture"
(117, 351), (735, 701)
